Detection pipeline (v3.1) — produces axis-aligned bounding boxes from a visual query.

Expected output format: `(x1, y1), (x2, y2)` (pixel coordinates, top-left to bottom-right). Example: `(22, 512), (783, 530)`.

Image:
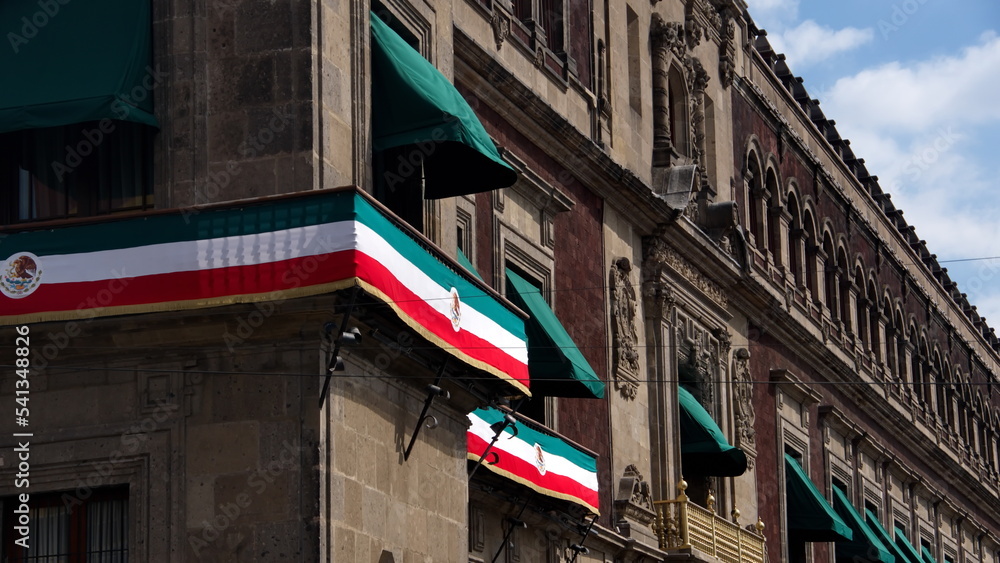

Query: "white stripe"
(355, 223), (528, 365)
(39, 220), (528, 366)
(41, 222), (357, 283)
(468, 414), (598, 493)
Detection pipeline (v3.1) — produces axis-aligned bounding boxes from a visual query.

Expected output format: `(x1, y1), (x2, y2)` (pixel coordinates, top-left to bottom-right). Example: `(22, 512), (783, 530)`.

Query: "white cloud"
(812, 31), (1000, 324)
(745, 0), (799, 29)
(746, 0), (798, 12)
(822, 32), (1000, 132)
(768, 20), (873, 68)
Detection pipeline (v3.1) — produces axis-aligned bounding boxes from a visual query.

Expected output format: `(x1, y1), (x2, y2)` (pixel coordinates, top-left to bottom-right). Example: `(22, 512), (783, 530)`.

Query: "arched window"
(910, 330), (922, 402)
(868, 283), (882, 361)
(787, 192), (802, 286)
(837, 248), (851, 332)
(766, 169), (780, 257)
(895, 311), (907, 382)
(854, 266), (868, 349)
(803, 210), (818, 297)
(746, 151), (764, 246)
(668, 66), (688, 156)
(822, 233), (836, 313)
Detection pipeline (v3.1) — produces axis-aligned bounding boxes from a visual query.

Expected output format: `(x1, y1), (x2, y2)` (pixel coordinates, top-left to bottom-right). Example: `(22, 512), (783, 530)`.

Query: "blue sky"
(746, 0), (1000, 326)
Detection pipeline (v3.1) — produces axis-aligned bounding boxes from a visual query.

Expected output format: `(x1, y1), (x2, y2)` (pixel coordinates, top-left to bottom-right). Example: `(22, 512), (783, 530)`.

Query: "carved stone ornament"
(534, 46), (544, 68)
(645, 237), (728, 309)
(688, 0), (722, 33)
(650, 15), (687, 61)
(611, 257), (641, 400)
(733, 348), (757, 468)
(719, 18), (736, 88)
(615, 464), (656, 527)
(490, 10), (510, 50)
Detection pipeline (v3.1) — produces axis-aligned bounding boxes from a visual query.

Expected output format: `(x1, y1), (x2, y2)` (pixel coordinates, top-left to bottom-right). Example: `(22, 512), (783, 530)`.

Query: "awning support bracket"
(491, 493), (532, 563)
(402, 360), (450, 461)
(319, 287), (360, 409)
(568, 513), (598, 562)
(468, 399), (524, 481)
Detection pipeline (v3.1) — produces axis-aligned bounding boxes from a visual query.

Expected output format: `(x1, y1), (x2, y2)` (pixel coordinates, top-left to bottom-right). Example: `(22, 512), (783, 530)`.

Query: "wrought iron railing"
(652, 480), (766, 563)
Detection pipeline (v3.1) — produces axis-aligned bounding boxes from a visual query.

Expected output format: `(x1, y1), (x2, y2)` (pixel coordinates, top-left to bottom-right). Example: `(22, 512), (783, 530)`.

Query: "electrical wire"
(1, 362), (998, 387)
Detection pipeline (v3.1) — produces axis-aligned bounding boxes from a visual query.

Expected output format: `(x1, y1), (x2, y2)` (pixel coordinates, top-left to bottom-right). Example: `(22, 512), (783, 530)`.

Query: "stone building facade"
(1, 0), (998, 562)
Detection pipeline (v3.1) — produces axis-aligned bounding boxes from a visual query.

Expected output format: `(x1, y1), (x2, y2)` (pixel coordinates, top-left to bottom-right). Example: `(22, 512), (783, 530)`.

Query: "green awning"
(785, 455), (853, 542)
(921, 546), (938, 563)
(0, 0), (158, 133)
(895, 527), (925, 563)
(866, 510), (920, 563)
(457, 248), (483, 281)
(678, 386), (747, 476)
(370, 13), (517, 199)
(504, 268), (605, 398)
(831, 485), (895, 563)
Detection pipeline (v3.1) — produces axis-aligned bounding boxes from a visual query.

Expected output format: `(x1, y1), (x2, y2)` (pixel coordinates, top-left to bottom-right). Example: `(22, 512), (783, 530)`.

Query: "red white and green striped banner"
(468, 407), (599, 514)
(0, 187), (529, 393)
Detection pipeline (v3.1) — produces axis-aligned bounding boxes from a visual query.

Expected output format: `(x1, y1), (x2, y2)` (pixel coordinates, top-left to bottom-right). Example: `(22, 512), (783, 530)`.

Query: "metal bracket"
(468, 410), (519, 481)
(402, 360), (450, 461)
(491, 494), (532, 563)
(319, 287), (360, 409)
(568, 514), (598, 563)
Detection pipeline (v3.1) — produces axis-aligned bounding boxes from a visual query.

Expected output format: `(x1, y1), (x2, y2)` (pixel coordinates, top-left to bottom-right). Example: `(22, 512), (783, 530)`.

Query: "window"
(2, 487), (128, 562)
(627, 6), (641, 112)
(668, 66), (688, 155)
(0, 122), (154, 224)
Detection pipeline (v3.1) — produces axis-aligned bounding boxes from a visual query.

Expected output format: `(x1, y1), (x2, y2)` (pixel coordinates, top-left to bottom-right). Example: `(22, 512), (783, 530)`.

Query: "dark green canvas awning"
(0, 0), (158, 133)
(921, 546), (938, 563)
(866, 510), (921, 563)
(895, 526), (925, 563)
(785, 455), (853, 542)
(504, 269), (605, 398)
(678, 386), (747, 476)
(457, 248), (483, 281)
(832, 485), (895, 563)
(370, 13), (517, 199)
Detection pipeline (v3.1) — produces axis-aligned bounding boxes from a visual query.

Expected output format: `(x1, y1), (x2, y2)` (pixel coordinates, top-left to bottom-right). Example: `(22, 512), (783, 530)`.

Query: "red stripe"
(2, 249), (529, 389)
(353, 252), (529, 388)
(468, 432), (599, 511)
(2, 250), (358, 315)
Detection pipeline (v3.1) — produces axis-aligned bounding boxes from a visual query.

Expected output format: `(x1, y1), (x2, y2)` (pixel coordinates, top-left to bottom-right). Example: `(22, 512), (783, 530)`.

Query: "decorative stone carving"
(680, 339), (714, 407)
(533, 46), (544, 68)
(719, 18), (736, 88)
(650, 15), (687, 61)
(645, 237), (728, 309)
(615, 464), (656, 529)
(490, 10), (510, 50)
(688, 0), (721, 32)
(611, 258), (641, 400)
(733, 348), (757, 469)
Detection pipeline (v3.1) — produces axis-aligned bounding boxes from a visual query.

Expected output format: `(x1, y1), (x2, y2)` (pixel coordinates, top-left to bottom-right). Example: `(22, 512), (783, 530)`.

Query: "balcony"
(653, 480), (766, 563)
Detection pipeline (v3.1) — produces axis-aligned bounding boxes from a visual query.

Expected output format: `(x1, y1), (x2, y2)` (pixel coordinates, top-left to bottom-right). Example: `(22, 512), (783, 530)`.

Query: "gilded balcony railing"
(652, 480), (766, 563)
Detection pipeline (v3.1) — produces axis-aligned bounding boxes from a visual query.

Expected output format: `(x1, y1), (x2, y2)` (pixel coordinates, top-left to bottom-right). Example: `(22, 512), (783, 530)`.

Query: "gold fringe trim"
(466, 452), (600, 515)
(0, 281), (358, 327)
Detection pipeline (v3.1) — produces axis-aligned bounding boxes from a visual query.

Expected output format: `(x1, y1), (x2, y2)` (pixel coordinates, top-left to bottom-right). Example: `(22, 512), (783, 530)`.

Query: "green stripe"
(472, 407), (596, 473)
(354, 197), (526, 340)
(2, 190), (358, 256)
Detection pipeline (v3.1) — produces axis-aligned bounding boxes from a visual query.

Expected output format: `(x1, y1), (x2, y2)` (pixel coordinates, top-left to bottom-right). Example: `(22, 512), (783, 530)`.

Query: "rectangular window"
(0, 122), (154, 224)
(627, 6), (641, 112)
(2, 487), (129, 562)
